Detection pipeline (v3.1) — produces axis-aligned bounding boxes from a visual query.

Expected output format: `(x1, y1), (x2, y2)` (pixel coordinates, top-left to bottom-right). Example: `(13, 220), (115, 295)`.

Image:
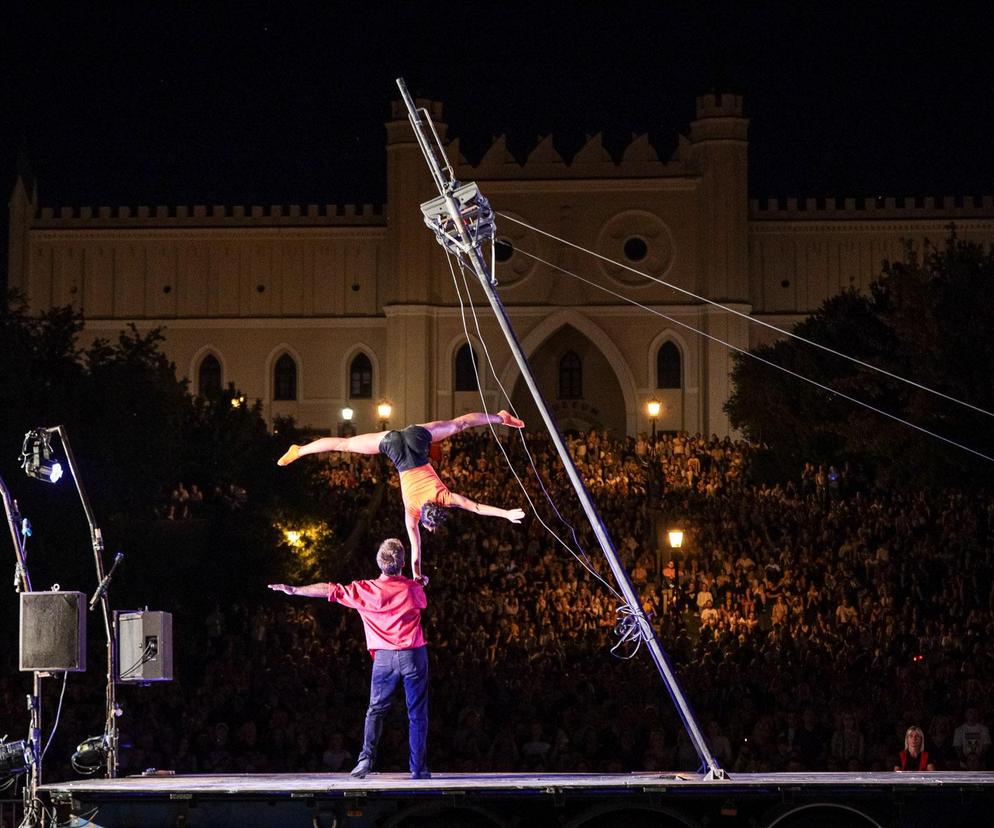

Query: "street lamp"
(377, 402), (392, 431)
(646, 398), (661, 444)
(340, 406), (355, 437)
(645, 400), (662, 507)
(668, 528), (685, 603)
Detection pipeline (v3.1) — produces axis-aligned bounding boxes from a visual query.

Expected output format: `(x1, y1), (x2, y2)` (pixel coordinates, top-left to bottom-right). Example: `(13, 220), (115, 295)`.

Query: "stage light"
(0, 738), (32, 774)
(72, 736), (107, 773)
(20, 430), (64, 483)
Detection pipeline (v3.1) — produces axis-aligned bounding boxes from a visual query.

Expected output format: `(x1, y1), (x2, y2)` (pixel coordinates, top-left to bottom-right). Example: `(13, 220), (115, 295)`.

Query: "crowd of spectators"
(156, 481), (247, 520)
(4, 427), (993, 780)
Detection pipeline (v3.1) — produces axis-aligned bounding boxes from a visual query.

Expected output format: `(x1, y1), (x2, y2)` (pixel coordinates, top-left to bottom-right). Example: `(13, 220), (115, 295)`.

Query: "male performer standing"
(268, 538), (430, 779)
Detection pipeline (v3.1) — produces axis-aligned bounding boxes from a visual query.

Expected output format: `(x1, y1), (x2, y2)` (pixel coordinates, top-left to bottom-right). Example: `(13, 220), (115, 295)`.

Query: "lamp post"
(377, 402), (392, 431)
(340, 406), (355, 437)
(668, 528), (685, 609)
(646, 399), (662, 507)
(647, 398), (661, 445)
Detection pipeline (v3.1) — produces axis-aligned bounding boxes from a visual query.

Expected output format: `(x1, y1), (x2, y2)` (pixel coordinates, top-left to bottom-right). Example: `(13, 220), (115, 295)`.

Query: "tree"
(726, 232), (994, 486)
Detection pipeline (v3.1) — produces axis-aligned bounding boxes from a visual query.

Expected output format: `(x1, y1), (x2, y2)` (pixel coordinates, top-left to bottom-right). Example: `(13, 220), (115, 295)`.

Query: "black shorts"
(378, 425), (432, 472)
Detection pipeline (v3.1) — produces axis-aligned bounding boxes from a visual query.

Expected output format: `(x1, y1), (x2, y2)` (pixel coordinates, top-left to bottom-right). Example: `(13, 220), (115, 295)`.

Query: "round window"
(494, 239), (514, 262)
(623, 237), (648, 262)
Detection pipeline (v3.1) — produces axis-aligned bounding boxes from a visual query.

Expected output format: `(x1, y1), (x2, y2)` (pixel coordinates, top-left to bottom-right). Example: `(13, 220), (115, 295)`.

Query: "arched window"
(558, 350), (582, 399)
(273, 353), (298, 401)
(198, 354), (222, 398)
(656, 341), (682, 389)
(349, 353), (373, 399)
(454, 343), (479, 392)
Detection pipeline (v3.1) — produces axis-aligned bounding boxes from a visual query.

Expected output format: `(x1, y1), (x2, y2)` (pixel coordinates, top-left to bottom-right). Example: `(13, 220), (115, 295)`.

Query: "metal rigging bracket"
(420, 182), (496, 258)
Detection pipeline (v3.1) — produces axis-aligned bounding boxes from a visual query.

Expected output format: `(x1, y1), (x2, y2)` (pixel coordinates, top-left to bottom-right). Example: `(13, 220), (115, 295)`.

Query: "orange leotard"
(398, 464), (453, 521)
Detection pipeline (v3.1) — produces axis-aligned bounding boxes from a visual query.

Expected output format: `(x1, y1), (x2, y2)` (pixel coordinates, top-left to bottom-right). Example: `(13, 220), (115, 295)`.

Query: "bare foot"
(277, 445), (301, 466)
(497, 410), (525, 429)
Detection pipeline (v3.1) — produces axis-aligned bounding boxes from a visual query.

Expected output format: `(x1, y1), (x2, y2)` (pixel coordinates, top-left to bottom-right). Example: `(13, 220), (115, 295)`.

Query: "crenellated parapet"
(750, 195), (994, 220)
(29, 201), (386, 228)
(451, 130), (693, 180)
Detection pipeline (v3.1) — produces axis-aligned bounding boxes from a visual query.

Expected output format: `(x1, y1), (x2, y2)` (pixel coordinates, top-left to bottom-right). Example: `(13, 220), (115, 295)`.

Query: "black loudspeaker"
(19, 591), (87, 672)
(115, 611), (173, 683)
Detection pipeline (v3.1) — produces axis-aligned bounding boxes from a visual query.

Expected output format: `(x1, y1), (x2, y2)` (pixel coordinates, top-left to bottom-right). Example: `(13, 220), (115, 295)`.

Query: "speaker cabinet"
(19, 591), (87, 672)
(116, 611), (173, 682)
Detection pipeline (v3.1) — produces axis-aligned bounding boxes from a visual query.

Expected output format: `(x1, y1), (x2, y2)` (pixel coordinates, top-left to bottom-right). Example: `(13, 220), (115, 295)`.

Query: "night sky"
(3, 2), (994, 279)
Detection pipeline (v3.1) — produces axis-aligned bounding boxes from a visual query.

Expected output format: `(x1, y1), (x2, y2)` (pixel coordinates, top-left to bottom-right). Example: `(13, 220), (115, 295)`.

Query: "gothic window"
(558, 350), (583, 399)
(273, 353), (298, 401)
(198, 354), (222, 398)
(454, 343), (479, 392)
(657, 341), (682, 389)
(349, 353), (373, 399)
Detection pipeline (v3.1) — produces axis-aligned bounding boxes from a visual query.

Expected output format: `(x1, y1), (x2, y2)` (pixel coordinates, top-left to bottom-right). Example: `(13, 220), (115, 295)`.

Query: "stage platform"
(39, 770), (994, 827)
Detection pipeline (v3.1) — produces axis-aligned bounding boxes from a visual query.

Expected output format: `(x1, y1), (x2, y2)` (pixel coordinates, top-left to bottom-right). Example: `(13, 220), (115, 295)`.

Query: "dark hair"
(376, 538), (405, 575)
(419, 501), (451, 532)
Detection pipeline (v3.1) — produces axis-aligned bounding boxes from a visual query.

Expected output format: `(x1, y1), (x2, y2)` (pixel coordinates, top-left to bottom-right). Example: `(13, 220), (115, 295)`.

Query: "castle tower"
(688, 94), (750, 435)
(382, 100), (448, 424)
(7, 175), (36, 297)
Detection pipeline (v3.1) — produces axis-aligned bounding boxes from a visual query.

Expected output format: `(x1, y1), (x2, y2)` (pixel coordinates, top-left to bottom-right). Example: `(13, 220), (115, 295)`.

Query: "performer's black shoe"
(350, 759), (372, 778)
(410, 770), (431, 780)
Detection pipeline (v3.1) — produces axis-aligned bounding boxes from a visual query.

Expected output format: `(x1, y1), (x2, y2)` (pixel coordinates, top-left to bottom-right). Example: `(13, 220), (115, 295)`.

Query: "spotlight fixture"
(0, 738), (32, 774)
(20, 430), (63, 484)
(71, 736), (108, 774)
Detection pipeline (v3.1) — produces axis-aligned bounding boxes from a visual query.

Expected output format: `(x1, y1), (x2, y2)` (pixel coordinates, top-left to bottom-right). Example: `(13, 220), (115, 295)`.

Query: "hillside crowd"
(3, 428), (992, 779)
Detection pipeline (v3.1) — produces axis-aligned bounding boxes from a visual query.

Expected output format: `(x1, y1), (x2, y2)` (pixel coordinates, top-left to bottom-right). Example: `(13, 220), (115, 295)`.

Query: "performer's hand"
(276, 445), (301, 466)
(505, 508), (526, 524)
(268, 583), (296, 595)
(497, 410), (525, 429)
(415, 574), (430, 587)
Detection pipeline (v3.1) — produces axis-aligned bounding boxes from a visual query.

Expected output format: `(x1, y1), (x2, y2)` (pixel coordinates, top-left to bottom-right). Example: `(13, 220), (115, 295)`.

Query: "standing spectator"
(830, 712), (865, 766)
(953, 707), (991, 769)
(895, 725), (934, 771)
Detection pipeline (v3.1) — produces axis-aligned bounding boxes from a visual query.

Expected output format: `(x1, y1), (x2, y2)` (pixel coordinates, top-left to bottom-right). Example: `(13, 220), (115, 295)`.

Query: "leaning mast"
(395, 77), (725, 779)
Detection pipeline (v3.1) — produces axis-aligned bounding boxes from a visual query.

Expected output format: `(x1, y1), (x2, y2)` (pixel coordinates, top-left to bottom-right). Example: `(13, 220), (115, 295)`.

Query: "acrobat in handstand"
(277, 411), (526, 582)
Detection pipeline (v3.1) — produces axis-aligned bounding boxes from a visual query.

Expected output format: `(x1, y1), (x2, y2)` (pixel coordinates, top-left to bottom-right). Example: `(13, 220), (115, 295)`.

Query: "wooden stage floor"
(39, 770), (994, 827)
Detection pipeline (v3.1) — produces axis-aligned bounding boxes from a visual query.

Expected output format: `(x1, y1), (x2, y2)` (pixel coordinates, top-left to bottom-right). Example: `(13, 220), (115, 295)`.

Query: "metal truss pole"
(396, 78), (725, 779)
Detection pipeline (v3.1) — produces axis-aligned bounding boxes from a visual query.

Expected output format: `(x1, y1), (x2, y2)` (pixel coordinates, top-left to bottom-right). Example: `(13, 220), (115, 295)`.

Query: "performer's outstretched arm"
(448, 492), (525, 523)
(405, 513), (424, 581)
(420, 410), (524, 443)
(277, 431), (388, 466)
(268, 582), (328, 597)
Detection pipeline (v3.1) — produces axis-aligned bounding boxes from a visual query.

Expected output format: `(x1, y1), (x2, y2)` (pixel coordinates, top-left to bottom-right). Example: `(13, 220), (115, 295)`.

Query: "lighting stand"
(1, 475), (43, 824)
(41, 426), (121, 779)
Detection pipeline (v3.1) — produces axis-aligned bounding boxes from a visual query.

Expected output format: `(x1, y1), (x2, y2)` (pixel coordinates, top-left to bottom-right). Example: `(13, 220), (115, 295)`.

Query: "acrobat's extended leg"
(277, 430), (389, 466)
(419, 410), (524, 443)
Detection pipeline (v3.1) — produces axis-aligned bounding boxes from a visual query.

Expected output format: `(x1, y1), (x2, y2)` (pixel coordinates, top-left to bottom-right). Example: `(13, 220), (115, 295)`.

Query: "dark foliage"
(726, 232), (994, 486)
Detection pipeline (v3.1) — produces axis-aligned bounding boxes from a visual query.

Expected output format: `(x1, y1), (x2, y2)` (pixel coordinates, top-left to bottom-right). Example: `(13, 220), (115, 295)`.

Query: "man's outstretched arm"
(268, 582), (329, 597)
